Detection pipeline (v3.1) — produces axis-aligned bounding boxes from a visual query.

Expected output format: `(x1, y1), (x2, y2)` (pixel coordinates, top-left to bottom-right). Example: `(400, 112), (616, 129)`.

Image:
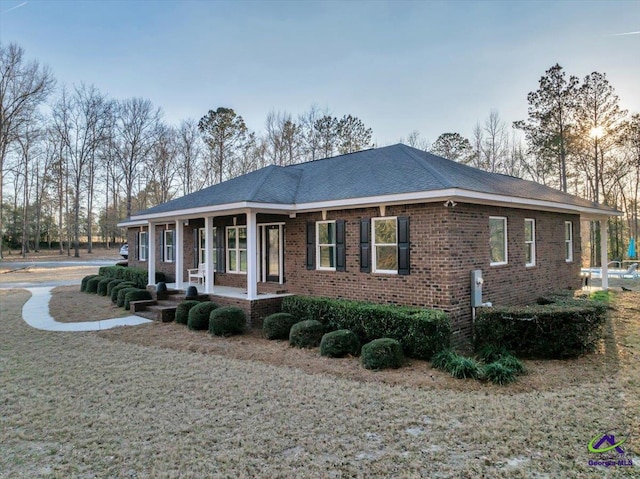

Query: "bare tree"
(482, 110), (509, 173)
(265, 110), (303, 166)
(0, 43), (54, 258)
(299, 104), (326, 162)
(144, 123), (178, 206)
(401, 130), (430, 151)
(176, 118), (204, 195)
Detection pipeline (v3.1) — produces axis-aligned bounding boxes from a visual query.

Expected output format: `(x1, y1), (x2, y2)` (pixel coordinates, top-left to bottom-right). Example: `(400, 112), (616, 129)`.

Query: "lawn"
(0, 286), (638, 478)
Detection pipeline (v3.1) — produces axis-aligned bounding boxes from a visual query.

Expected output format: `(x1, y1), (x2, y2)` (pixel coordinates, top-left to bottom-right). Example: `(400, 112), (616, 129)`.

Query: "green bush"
(262, 313), (298, 340)
(483, 361), (517, 385)
(98, 265), (165, 289)
(289, 320), (325, 348)
(495, 354), (526, 375)
(431, 349), (457, 371)
(111, 282), (136, 303)
(320, 329), (361, 357)
(106, 279), (125, 296)
(474, 296), (607, 359)
(209, 307), (246, 336)
(117, 287), (139, 308)
(361, 338), (404, 370)
(176, 300), (200, 325)
(281, 296), (450, 360)
(476, 344), (512, 364)
(124, 289), (153, 311)
(97, 278), (112, 296)
(187, 302), (219, 331)
(86, 276), (105, 294)
(81, 275), (99, 292)
(447, 355), (482, 379)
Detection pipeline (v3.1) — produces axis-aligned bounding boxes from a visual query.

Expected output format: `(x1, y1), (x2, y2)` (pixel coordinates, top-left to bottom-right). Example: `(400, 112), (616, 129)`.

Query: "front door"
(260, 224), (284, 283)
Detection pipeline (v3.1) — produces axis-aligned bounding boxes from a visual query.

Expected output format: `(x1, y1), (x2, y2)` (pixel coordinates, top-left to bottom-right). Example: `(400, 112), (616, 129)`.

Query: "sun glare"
(590, 126), (605, 138)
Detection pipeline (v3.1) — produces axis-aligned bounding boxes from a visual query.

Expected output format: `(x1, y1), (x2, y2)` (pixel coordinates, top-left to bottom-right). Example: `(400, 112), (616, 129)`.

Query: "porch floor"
(165, 283), (291, 300)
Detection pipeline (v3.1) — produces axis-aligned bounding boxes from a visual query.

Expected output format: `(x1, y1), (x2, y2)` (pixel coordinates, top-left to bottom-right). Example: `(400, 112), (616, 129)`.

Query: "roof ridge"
(246, 165), (280, 201)
(398, 144), (455, 188)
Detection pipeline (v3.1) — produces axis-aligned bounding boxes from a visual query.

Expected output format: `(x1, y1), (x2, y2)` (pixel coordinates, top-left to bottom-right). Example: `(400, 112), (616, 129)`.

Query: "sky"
(1, 0), (639, 147)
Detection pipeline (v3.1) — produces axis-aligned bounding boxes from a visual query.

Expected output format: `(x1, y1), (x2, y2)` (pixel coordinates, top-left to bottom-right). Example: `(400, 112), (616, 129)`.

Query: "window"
(139, 231), (148, 261)
(565, 221), (573, 262)
(227, 226), (247, 273)
(525, 219), (536, 267)
(164, 230), (175, 262)
(489, 216), (508, 266)
(372, 217), (398, 273)
(316, 221), (336, 270)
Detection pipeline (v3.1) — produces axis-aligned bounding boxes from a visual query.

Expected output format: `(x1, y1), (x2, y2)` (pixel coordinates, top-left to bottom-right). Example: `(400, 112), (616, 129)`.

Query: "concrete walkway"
(20, 286), (151, 332)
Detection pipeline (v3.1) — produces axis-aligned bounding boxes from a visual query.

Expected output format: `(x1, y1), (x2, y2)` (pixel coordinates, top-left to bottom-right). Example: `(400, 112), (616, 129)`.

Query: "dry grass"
(49, 286), (130, 322)
(0, 265), (106, 285)
(0, 247), (121, 262)
(1, 287), (639, 477)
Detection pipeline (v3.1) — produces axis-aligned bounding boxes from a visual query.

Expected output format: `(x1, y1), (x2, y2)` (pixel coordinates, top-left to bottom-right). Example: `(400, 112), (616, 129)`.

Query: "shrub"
(361, 338), (404, 370)
(81, 275), (99, 292)
(483, 361), (517, 385)
(496, 354), (526, 375)
(476, 344), (512, 364)
(187, 301), (219, 331)
(431, 349), (457, 371)
(124, 289), (153, 310)
(111, 282), (136, 303)
(263, 313), (298, 340)
(86, 276), (105, 294)
(97, 278), (112, 296)
(447, 355), (482, 379)
(320, 329), (361, 357)
(289, 320), (325, 348)
(176, 300), (200, 325)
(117, 287), (139, 308)
(282, 296), (450, 360)
(98, 265), (165, 289)
(474, 297), (607, 359)
(209, 307), (246, 336)
(106, 279), (125, 296)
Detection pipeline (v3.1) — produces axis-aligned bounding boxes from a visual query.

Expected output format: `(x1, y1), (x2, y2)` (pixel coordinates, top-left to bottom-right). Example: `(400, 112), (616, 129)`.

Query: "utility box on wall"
(470, 269), (483, 308)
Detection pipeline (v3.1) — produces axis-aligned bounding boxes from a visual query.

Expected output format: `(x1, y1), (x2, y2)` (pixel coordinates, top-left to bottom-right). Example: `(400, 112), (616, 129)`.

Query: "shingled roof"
(129, 143), (617, 220)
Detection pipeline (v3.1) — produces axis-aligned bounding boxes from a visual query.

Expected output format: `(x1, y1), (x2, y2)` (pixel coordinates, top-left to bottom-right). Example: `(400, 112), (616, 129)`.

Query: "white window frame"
(164, 229), (175, 263)
(489, 216), (508, 266)
(226, 225), (247, 274)
(372, 216), (398, 274)
(139, 231), (148, 262)
(525, 218), (536, 267)
(316, 220), (337, 271)
(565, 221), (573, 263)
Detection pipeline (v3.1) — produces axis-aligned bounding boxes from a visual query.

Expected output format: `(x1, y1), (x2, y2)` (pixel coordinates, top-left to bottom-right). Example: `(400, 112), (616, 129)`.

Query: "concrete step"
(137, 304), (177, 323)
(130, 299), (157, 313)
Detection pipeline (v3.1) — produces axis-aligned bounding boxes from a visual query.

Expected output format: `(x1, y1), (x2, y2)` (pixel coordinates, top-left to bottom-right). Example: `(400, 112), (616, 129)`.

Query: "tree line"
(1, 43), (638, 264)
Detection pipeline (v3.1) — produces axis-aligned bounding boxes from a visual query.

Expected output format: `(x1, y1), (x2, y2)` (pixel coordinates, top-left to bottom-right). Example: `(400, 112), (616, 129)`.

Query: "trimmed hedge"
(111, 282), (136, 303)
(474, 297), (608, 359)
(176, 300), (200, 325)
(98, 265), (165, 289)
(97, 278), (112, 296)
(209, 306), (246, 336)
(361, 338), (404, 370)
(81, 275), (99, 292)
(86, 276), (105, 294)
(124, 289), (153, 310)
(117, 287), (139, 308)
(106, 279), (125, 296)
(282, 296), (450, 360)
(320, 329), (361, 357)
(187, 301), (219, 331)
(263, 313), (298, 340)
(289, 320), (325, 348)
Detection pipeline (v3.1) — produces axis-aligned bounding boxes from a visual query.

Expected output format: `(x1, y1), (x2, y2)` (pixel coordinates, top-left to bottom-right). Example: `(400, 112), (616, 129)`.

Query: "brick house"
(119, 144), (617, 339)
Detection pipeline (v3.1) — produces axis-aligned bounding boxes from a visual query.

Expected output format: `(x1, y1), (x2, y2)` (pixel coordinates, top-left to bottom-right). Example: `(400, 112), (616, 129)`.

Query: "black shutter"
(306, 222), (315, 270)
(159, 228), (164, 262)
(336, 219), (346, 272)
(216, 226), (226, 273)
(193, 228), (199, 268)
(360, 219), (371, 273)
(398, 216), (410, 275)
(134, 232), (139, 260)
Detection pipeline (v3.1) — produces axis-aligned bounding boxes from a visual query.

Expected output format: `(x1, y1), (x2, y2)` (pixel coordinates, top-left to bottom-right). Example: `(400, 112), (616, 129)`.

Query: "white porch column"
(246, 210), (258, 300)
(205, 216), (215, 294)
(600, 219), (609, 291)
(175, 220), (184, 289)
(147, 223), (156, 287)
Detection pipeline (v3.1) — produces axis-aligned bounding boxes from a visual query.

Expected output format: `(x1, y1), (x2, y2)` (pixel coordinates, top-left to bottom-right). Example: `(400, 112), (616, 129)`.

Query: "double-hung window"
(489, 216), (508, 266)
(525, 219), (536, 267)
(372, 217), (398, 274)
(139, 231), (148, 261)
(227, 226), (247, 273)
(316, 221), (336, 270)
(565, 221), (573, 262)
(164, 230), (175, 262)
